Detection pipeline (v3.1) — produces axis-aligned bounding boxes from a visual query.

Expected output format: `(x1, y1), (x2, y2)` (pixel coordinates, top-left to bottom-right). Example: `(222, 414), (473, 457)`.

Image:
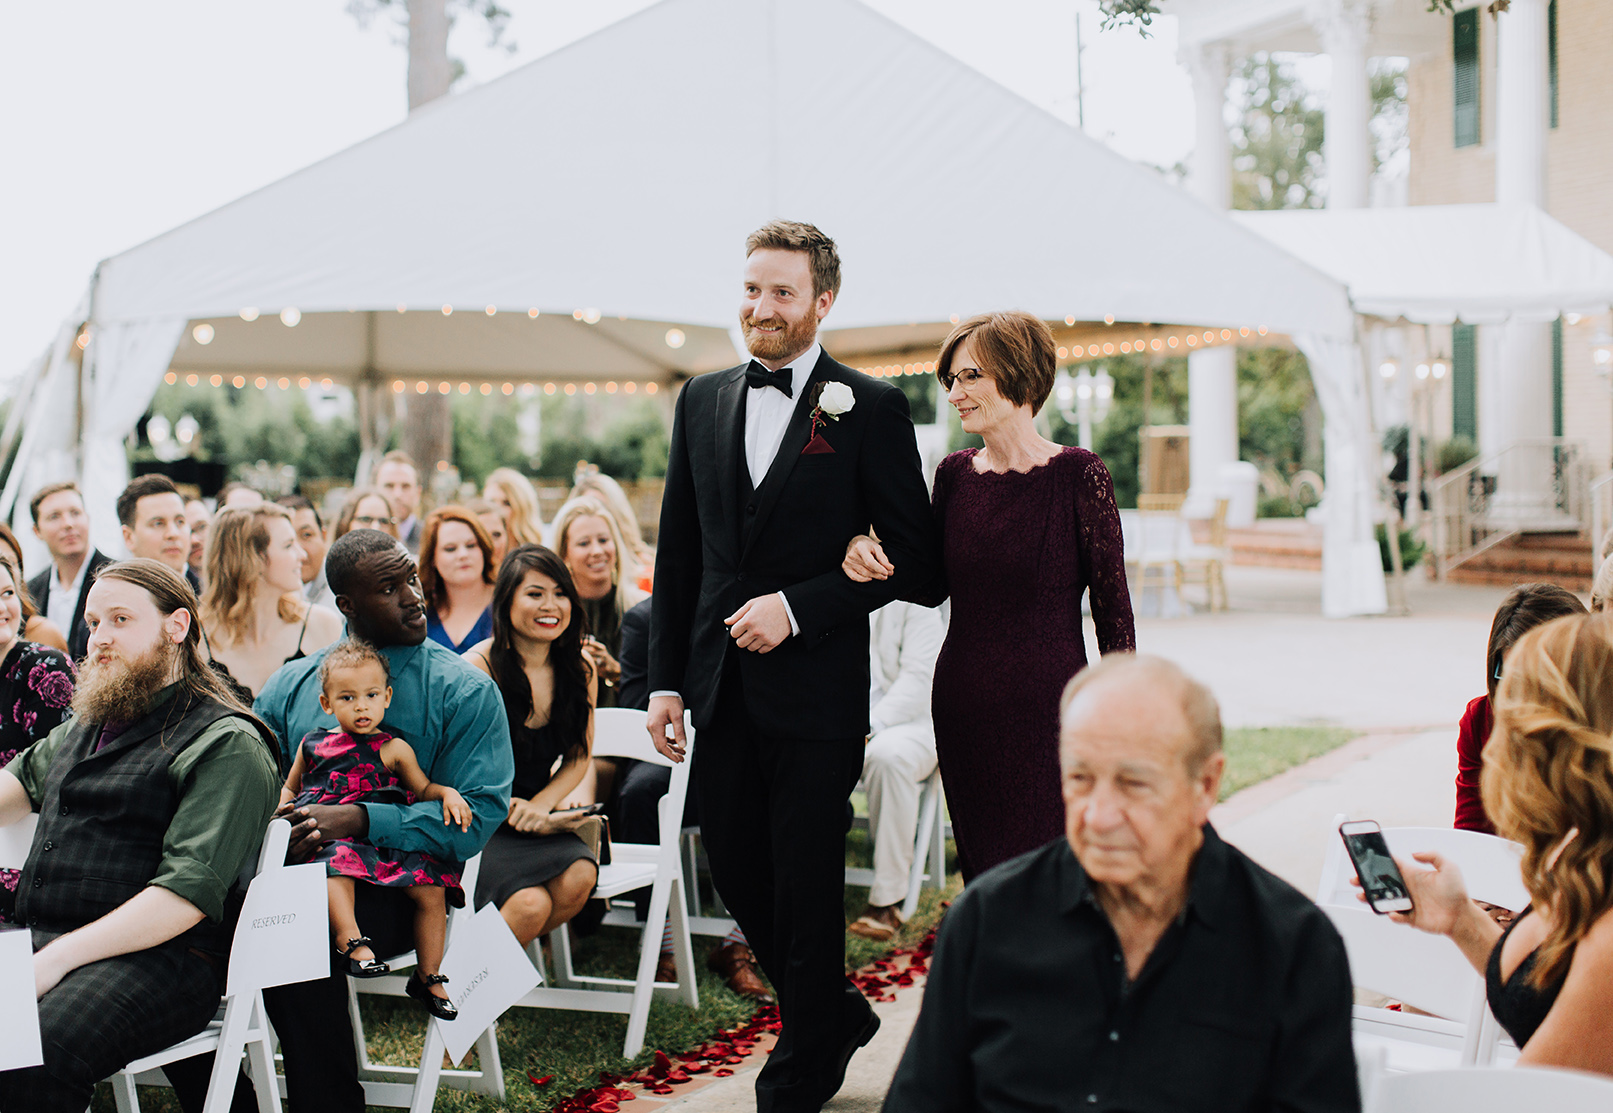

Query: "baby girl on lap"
(280, 638), (470, 1020)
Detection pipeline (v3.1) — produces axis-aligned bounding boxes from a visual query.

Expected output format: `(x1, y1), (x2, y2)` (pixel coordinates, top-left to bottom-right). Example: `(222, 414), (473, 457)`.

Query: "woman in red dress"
(845, 311), (1135, 880)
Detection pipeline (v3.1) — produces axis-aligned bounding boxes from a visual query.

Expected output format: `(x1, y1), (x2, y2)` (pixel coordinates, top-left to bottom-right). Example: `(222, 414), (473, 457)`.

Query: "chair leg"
(201, 998), (253, 1113)
(407, 1018), (448, 1113)
(928, 783), (947, 892)
(469, 1023), (505, 1098)
(902, 778), (941, 922)
(666, 880), (699, 1010)
(112, 1071), (142, 1113)
(551, 924), (580, 988)
(244, 996), (281, 1113)
(626, 877), (674, 1058)
(347, 977), (377, 1073)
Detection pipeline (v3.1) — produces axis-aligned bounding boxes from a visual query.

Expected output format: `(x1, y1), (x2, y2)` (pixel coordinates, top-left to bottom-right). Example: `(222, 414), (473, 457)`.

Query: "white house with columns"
(1167, 0), (1568, 526)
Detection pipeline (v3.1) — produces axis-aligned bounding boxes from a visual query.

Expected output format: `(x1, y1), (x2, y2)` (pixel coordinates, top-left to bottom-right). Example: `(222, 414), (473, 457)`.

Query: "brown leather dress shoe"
(707, 942), (775, 1004)
(656, 953), (678, 983)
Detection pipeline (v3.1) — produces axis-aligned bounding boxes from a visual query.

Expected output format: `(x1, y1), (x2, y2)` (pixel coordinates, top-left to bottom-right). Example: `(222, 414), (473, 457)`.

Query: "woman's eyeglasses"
(938, 367), (986, 391)
(354, 515), (398, 527)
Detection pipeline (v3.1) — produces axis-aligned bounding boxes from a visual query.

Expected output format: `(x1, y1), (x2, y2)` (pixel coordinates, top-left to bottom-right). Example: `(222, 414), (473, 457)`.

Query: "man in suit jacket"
(648, 221), (939, 1113)
(27, 480), (112, 661)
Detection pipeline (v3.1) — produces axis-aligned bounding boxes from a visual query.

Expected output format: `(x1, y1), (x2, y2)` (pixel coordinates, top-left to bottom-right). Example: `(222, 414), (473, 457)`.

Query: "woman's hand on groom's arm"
(843, 534), (894, 582)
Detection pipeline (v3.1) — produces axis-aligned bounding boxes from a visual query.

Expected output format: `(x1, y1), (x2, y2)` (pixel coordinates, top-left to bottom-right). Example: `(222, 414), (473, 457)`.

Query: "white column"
(1313, 0), (1373, 210)
(1182, 42), (1238, 518)
(1491, 0), (1556, 520)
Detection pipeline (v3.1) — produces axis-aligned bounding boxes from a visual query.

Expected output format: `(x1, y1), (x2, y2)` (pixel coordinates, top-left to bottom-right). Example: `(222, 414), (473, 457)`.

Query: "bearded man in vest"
(0, 559), (280, 1113)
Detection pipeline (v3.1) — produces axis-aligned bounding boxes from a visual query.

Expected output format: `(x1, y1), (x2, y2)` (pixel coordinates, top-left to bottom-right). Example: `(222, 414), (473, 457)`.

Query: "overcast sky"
(0, 0), (1206, 379)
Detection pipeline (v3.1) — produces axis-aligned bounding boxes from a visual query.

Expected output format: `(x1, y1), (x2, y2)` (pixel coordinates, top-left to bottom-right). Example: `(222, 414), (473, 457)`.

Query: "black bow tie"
(745, 360), (794, 398)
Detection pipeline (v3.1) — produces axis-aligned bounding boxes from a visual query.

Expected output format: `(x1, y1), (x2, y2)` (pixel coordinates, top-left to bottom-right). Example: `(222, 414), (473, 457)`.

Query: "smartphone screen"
(1340, 825), (1413, 913)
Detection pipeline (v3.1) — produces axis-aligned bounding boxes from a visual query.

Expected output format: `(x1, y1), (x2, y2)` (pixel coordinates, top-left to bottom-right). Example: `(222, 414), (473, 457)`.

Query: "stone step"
(1220, 521), (1323, 571)
(1448, 566), (1591, 593)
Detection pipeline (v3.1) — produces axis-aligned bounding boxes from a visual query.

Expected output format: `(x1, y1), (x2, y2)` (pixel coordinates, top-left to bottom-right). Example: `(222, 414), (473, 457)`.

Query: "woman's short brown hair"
(418, 506), (495, 609)
(936, 311), (1057, 413)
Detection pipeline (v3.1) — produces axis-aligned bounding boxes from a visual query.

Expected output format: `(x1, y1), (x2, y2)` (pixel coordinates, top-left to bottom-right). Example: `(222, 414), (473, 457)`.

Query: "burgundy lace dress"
(928, 447), (1135, 880)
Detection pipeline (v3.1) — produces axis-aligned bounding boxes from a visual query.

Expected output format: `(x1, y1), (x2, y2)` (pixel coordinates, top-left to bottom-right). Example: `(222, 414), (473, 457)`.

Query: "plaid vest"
(16, 690), (250, 955)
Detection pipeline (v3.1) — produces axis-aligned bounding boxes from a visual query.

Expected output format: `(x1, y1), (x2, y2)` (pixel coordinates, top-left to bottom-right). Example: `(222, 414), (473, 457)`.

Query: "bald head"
(1060, 654), (1222, 774)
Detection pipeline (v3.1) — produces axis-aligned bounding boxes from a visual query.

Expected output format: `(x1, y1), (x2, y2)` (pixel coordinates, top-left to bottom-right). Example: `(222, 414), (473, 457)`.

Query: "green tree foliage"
(1238, 347), (1320, 481)
(534, 395), (670, 481)
(144, 383), (361, 483)
(1231, 55), (1326, 210)
(450, 391), (527, 487)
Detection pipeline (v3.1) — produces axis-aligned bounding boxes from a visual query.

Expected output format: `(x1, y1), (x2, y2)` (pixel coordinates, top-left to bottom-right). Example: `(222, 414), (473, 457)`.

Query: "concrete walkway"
(656, 568), (1508, 1111)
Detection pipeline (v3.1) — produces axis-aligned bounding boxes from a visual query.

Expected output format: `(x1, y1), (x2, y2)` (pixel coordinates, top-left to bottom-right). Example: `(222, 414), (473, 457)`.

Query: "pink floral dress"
(291, 728), (463, 905)
(0, 641), (76, 923)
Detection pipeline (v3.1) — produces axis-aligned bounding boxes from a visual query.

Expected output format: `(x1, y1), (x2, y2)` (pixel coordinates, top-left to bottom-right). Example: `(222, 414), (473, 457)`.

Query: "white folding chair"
(1318, 815), (1527, 1074)
(845, 767), (948, 922)
(511, 707), (699, 1058)
(345, 850), (504, 1111)
(109, 819), (322, 1113)
(1370, 1067), (1613, 1113)
(0, 812), (37, 871)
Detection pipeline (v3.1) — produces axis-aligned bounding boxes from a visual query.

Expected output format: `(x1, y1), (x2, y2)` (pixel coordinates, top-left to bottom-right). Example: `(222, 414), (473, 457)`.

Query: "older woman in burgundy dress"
(845, 311), (1134, 891)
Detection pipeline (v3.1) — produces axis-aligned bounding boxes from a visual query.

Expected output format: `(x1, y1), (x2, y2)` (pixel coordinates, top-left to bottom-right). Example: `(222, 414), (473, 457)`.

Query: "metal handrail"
(1428, 439), (1589, 580)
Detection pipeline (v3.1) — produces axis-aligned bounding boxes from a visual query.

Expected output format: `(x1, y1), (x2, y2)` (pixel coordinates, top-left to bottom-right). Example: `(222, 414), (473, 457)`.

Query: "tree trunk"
(399, 0), (454, 482)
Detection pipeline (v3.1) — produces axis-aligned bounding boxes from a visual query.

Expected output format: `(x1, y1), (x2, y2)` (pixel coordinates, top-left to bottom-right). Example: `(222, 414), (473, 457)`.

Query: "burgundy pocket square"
(801, 434), (835, 455)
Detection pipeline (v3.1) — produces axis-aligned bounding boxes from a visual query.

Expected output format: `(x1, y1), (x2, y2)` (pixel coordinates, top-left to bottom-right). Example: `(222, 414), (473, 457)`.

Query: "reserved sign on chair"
(226, 861), (331, 995)
(436, 905), (542, 1065)
(0, 929), (43, 1069)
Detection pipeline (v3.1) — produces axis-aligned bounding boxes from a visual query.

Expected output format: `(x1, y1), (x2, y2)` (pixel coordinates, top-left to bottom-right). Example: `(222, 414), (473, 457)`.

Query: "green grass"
(1220, 725), (1357, 801)
(94, 732), (1339, 1112)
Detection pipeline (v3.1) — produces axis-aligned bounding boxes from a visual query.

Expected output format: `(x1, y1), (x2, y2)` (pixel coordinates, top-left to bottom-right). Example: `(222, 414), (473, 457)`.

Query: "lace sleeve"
(902, 454), (953, 608)
(1075, 453), (1136, 654)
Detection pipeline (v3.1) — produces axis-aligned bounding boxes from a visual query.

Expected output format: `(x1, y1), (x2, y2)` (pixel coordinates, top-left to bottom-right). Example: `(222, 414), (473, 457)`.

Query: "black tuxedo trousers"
(697, 656), (870, 1112)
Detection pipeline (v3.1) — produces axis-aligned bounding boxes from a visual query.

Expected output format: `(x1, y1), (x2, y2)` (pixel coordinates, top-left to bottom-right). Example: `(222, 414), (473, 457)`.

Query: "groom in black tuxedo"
(648, 221), (939, 1112)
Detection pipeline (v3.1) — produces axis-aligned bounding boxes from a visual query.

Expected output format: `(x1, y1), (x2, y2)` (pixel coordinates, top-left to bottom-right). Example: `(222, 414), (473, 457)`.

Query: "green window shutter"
(1453, 323), (1478, 441)
(1454, 9), (1481, 148)
(1552, 317), (1563, 437)
(1548, 0), (1559, 128)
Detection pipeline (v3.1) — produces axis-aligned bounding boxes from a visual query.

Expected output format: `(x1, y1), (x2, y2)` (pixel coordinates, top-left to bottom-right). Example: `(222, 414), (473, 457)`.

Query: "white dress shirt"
(46, 558), (89, 633)
(649, 344), (820, 702)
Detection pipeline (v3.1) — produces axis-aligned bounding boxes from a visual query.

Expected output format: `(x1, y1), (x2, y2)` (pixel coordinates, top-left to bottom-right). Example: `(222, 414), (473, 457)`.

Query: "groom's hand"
(726, 595), (791, 653)
(648, 695), (688, 763)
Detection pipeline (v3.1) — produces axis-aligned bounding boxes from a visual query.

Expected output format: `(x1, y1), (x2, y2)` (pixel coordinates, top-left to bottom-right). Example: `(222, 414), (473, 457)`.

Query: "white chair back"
(591, 707), (682, 766)
(1371, 1067), (1613, 1113)
(0, 813), (37, 870)
(1317, 823), (1528, 913)
(224, 821), (329, 997)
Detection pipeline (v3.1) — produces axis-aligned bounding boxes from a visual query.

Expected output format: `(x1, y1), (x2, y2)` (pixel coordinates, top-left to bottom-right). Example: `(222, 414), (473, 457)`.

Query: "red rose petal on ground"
(714, 1068), (734, 1077)
(666, 1070), (690, 1083)
(527, 1072), (554, 1086)
(589, 1102), (620, 1112)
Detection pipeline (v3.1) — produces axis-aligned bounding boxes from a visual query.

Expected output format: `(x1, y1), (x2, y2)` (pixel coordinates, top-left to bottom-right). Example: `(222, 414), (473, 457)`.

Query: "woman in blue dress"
(420, 506), (496, 654)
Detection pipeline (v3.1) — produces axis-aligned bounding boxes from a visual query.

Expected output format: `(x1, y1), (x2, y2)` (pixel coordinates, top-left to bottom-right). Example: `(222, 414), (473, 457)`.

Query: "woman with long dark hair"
(465, 545), (599, 944)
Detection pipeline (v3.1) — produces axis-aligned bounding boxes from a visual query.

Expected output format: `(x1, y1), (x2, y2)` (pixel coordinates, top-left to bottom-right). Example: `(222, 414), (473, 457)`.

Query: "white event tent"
(10, 0), (1388, 615)
(1233, 204), (1613, 325)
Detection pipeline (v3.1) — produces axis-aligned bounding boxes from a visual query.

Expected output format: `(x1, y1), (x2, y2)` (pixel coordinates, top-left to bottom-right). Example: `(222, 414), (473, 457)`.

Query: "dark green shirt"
(5, 697), (280, 922)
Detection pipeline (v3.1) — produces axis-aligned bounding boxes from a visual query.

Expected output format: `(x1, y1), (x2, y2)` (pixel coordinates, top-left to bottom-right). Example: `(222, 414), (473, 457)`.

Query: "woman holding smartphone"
(1384, 612), (1613, 1073)
(465, 544), (600, 945)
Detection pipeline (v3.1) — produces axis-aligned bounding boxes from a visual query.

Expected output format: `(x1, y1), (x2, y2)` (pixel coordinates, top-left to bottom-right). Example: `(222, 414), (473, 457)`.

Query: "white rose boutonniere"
(817, 381), (856, 418)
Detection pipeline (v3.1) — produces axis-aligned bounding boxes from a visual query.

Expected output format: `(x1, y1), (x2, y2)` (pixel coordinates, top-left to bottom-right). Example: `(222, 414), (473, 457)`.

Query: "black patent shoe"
(407, 970), (458, 1021)
(337, 935), (391, 978)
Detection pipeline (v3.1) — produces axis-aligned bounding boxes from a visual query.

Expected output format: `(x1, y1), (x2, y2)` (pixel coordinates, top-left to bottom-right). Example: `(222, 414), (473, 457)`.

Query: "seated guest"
(27, 480), (111, 658)
(278, 494), (335, 609)
(465, 545), (600, 945)
(331, 487), (400, 543)
(118, 474), (198, 592)
(0, 523), (69, 653)
(847, 600), (944, 942)
(553, 494), (646, 712)
(421, 506), (497, 654)
(1592, 555), (1613, 614)
(0, 556), (75, 923)
(885, 654), (1358, 1113)
(1388, 612), (1613, 1073)
(201, 504), (343, 698)
(0, 559), (280, 1113)
(569, 467), (655, 592)
(184, 498), (212, 593)
(1455, 583), (1585, 833)
(467, 496), (512, 575)
(483, 466), (547, 548)
(374, 451), (425, 554)
(248, 529), (513, 1111)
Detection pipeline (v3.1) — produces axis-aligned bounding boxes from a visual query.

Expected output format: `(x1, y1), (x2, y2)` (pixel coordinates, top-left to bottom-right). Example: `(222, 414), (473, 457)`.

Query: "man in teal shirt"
(251, 529), (514, 1112)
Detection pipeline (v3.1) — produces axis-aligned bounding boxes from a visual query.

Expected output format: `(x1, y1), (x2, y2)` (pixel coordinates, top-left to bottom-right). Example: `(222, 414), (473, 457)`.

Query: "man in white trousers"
(848, 599), (944, 941)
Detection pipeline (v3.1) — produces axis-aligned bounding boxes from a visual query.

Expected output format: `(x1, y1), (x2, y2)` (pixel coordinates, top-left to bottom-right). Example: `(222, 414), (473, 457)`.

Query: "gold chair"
(1179, 497), (1230, 612)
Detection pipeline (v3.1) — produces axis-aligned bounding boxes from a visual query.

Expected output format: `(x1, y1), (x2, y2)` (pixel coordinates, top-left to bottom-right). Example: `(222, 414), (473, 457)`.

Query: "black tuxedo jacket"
(650, 350), (940, 740)
(27, 548), (111, 661)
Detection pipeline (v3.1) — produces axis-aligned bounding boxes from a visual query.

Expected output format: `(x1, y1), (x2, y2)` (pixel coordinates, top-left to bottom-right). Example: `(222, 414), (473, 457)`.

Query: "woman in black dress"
(466, 545), (600, 945)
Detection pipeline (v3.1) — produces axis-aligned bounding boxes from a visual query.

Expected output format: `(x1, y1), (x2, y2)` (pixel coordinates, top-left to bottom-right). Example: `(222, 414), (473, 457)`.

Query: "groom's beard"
(71, 639), (179, 724)
(741, 305), (818, 362)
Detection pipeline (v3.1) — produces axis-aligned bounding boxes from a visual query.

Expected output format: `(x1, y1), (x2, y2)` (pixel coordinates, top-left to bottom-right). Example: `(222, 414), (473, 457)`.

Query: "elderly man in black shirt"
(885, 654), (1358, 1113)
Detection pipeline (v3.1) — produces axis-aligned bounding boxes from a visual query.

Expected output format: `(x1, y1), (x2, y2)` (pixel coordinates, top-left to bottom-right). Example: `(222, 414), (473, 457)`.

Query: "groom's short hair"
(745, 220), (842, 300)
